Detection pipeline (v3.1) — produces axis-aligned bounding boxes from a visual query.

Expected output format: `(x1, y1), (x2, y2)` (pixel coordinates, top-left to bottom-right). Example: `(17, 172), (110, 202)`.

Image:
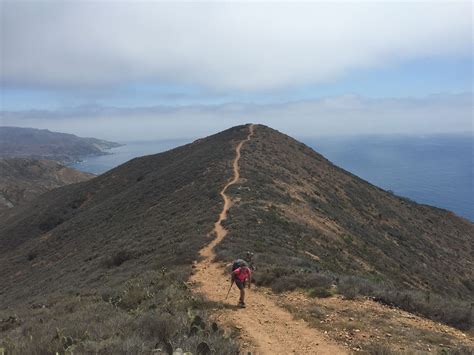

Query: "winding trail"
(200, 124), (255, 259)
(191, 124), (346, 354)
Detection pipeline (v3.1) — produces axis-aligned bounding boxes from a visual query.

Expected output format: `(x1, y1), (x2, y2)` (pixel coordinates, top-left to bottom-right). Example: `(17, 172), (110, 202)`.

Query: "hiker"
(231, 261), (252, 308)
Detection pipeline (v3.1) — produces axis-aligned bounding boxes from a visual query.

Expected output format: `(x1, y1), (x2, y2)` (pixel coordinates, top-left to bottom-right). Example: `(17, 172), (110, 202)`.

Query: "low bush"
(103, 249), (135, 268)
(26, 250), (38, 261)
(117, 279), (154, 311)
(306, 304), (325, 319)
(308, 287), (333, 298)
(337, 276), (379, 300)
(255, 267), (334, 294)
(372, 290), (473, 331)
(364, 342), (397, 355)
(0, 269), (239, 354)
(136, 312), (180, 345)
(38, 215), (65, 232)
(336, 276), (473, 331)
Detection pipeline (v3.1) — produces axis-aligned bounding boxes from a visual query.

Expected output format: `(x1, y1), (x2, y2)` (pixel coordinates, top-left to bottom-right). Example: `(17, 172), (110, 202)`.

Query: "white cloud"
(2, 94), (471, 140)
(1, 1), (471, 91)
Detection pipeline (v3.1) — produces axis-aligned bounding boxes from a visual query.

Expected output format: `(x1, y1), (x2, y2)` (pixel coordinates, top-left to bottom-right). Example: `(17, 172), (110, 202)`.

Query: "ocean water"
(70, 138), (192, 174)
(305, 134), (473, 222)
(71, 134), (473, 221)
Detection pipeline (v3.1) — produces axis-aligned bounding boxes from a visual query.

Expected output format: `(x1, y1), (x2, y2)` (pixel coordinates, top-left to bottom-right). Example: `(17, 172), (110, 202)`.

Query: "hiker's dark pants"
(235, 279), (246, 303)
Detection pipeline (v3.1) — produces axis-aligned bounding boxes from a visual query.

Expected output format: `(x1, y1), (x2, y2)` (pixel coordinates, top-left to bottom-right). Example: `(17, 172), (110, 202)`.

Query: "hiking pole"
(225, 280), (234, 300)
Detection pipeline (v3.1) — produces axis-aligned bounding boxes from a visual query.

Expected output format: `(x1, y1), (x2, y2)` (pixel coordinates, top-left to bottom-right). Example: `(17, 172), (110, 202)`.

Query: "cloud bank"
(1, 1), (471, 91)
(2, 94), (471, 141)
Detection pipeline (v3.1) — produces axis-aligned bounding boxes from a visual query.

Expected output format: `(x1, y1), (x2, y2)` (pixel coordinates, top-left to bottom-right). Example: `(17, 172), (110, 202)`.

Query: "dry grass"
(0, 269), (239, 354)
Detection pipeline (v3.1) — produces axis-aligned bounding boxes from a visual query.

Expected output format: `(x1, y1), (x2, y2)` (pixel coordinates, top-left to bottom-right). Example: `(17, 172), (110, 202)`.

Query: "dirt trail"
(191, 124), (347, 354)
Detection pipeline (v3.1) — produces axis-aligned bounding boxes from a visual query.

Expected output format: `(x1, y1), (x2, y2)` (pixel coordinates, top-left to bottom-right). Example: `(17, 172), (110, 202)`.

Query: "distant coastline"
(0, 126), (124, 164)
(66, 144), (126, 165)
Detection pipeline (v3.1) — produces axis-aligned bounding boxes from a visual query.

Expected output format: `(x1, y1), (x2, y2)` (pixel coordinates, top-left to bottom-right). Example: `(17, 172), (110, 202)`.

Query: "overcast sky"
(0, 1), (472, 140)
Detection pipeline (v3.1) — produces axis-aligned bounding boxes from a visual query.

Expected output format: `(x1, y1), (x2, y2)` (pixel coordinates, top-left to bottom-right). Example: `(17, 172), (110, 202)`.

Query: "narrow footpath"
(190, 124), (347, 354)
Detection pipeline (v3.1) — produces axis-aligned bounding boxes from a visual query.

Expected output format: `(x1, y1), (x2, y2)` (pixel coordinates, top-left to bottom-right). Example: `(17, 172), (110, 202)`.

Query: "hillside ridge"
(0, 158), (94, 212)
(216, 125), (473, 299)
(191, 124), (347, 353)
(0, 126), (122, 163)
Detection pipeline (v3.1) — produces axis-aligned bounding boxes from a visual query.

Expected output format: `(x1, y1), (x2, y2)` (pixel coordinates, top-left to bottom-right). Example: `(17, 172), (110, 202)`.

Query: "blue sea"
(71, 134), (473, 221)
(305, 134), (473, 222)
(71, 139), (191, 174)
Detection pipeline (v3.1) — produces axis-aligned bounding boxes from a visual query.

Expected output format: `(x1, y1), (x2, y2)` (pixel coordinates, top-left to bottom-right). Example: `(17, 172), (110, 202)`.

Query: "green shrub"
(255, 267), (334, 294)
(336, 276), (473, 331)
(118, 279), (153, 311)
(308, 287), (333, 298)
(337, 276), (378, 300)
(1, 270), (239, 354)
(136, 312), (178, 343)
(373, 290), (473, 331)
(104, 249), (135, 268)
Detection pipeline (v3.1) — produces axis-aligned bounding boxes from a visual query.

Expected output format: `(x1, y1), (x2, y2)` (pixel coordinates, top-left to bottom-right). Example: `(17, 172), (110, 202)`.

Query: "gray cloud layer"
(2, 94), (471, 141)
(1, 1), (471, 91)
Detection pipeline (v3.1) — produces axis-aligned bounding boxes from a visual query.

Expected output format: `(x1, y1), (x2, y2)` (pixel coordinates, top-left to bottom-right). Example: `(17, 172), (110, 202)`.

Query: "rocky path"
(190, 124), (347, 354)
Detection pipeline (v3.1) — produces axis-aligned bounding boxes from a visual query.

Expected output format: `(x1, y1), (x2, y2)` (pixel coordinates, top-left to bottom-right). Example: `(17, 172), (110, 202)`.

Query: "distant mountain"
(0, 125), (471, 353)
(0, 158), (95, 213)
(0, 126), (123, 163)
